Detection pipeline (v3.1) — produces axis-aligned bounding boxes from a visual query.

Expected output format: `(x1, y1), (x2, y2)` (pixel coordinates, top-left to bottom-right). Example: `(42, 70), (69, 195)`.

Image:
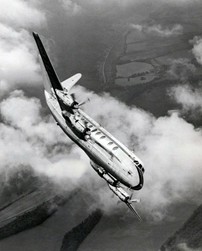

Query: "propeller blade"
(78, 98), (90, 107)
(130, 198), (140, 203)
(79, 101), (86, 106)
(127, 203), (142, 221)
(70, 93), (76, 101)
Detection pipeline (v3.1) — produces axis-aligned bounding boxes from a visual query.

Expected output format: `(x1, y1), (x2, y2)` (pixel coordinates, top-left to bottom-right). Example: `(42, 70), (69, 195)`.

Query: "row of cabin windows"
(89, 124), (118, 151)
(107, 141), (118, 150)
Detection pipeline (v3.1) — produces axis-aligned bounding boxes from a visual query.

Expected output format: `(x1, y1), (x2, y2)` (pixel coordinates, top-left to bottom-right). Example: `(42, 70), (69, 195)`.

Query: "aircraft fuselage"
(45, 90), (144, 190)
(32, 32), (144, 217)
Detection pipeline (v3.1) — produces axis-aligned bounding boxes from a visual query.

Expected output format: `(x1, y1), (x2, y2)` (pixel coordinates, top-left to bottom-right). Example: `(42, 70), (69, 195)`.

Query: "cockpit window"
(92, 129), (97, 132)
(108, 142), (113, 145)
(96, 132), (101, 135)
(100, 136), (105, 139)
(89, 125), (93, 128)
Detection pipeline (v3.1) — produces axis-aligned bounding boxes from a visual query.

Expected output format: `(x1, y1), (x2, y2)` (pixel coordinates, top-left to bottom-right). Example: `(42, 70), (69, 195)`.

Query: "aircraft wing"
(61, 73), (82, 92)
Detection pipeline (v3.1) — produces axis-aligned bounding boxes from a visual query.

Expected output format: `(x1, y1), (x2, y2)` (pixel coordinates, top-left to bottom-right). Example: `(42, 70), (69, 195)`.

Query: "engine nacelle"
(56, 89), (78, 109)
(90, 161), (116, 186)
(69, 115), (90, 134)
(102, 173), (115, 185)
(108, 184), (130, 202)
(62, 110), (69, 118)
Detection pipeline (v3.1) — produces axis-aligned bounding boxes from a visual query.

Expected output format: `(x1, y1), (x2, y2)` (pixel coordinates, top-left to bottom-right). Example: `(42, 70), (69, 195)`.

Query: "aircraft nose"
(131, 165), (144, 190)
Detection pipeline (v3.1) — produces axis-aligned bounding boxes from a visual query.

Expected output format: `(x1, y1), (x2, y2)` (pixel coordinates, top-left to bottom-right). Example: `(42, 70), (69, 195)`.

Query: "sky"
(0, 0), (202, 222)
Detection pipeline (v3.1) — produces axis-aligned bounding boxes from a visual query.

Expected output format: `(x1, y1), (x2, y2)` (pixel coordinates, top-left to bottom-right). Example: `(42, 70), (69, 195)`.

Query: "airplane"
(32, 32), (145, 220)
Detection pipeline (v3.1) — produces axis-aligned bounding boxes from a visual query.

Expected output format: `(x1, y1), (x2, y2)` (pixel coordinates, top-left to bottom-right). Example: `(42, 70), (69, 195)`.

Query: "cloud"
(0, 24), (42, 94)
(63, 0), (201, 11)
(130, 23), (183, 37)
(0, 0), (46, 95)
(167, 58), (196, 81)
(1, 82), (202, 219)
(178, 243), (202, 251)
(0, 0), (45, 28)
(191, 36), (202, 65)
(170, 85), (202, 114)
(60, 0), (82, 15)
(0, 90), (88, 185)
(72, 86), (202, 219)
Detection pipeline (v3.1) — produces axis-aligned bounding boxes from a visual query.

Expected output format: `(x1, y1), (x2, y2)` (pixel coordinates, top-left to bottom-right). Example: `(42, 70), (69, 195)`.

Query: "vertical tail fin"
(32, 32), (63, 92)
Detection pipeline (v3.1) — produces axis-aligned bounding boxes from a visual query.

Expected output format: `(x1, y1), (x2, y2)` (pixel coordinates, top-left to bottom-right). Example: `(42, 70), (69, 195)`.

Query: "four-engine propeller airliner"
(33, 32), (145, 220)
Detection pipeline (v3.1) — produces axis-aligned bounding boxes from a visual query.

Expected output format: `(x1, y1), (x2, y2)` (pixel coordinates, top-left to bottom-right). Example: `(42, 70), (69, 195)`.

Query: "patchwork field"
(116, 61), (155, 86)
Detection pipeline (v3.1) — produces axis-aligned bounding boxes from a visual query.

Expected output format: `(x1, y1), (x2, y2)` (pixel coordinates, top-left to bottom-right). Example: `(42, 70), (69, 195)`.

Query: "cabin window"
(112, 146), (118, 150)
(89, 125), (93, 128)
(96, 132), (101, 135)
(92, 129), (97, 132)
(108, 142), (113, 145)
(100, 136), (105, 139)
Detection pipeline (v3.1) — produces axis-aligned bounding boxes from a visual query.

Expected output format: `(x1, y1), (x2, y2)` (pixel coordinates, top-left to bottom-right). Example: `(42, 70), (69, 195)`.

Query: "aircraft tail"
(61, 73), (82, 92)
(32, 32), (63, 93)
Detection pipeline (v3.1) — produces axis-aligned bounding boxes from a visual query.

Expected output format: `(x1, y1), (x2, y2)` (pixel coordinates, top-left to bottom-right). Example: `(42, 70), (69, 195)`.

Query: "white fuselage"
(45, 90), (144, 190)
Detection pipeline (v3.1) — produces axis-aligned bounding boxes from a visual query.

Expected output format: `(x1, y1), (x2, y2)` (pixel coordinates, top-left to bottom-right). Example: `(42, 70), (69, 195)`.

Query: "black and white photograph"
(0, 0), (202, 250)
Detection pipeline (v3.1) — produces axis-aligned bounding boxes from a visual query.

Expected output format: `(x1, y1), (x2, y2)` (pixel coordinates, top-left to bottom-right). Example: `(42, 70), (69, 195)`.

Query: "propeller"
(70, 93), (90, 108)
(78, 98), (90, 107)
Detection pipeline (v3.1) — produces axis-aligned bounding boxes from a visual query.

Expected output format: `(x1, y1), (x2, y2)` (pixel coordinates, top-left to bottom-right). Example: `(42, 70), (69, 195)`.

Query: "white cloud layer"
(167, 58), (196, 81)
(192, 36), (202, 65)
(61, 0), (201, 12)
(0, 90), (88, 184)
(130, 23), (183, 37)
(0, 0), (45, 28)
(0, 0), (46, 95)
(178, 243), (202, 251)
(2, 86), (202, 219)
(73, 86), (202, 219)
(0, 24), (42, 94)
(60, 0), (82, 15)
(170, 85), (202, 113)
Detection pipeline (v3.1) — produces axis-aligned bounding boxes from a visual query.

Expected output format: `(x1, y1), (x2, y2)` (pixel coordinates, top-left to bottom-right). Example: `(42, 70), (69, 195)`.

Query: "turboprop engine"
(56, 89), (79, 110)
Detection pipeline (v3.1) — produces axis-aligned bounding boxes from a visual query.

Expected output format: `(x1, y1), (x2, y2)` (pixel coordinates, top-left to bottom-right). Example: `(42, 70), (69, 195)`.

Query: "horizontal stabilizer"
(61, 73), (82, 92)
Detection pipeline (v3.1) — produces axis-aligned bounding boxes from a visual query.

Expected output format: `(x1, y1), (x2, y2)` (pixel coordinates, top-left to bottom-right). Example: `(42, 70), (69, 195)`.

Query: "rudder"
(32, 32), (63, 92)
